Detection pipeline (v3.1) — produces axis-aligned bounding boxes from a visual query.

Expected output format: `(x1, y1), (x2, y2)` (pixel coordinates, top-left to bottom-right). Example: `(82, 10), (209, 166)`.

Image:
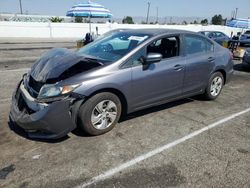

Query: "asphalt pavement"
(0, 42), (250, 188)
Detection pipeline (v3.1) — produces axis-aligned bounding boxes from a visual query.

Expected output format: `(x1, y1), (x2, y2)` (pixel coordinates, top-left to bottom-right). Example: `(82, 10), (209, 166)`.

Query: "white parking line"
(0, 98), (11, 103)
(0, 68), (30, 73)
(77, 107), (250, 188)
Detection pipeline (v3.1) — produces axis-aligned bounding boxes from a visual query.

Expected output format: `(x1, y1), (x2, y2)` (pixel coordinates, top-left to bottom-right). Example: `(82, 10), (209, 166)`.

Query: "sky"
(0, 0), (250, 19)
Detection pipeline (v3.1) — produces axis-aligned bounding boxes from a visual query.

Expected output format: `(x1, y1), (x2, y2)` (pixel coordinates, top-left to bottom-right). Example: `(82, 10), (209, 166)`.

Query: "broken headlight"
(38, 84), (81, 99)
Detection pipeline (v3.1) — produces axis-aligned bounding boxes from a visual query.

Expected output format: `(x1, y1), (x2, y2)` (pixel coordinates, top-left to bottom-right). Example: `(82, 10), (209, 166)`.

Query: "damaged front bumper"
(9, 80), (84, 139)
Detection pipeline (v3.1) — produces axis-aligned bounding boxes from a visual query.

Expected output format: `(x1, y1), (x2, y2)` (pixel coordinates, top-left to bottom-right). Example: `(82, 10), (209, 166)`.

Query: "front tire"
(204, 72), (224, 100)
(78, 92), (122, 136)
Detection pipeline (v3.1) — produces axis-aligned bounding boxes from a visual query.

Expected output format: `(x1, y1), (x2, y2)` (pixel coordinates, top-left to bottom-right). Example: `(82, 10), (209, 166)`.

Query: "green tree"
(193, 20), (198, 24)
(50, 17), (63, 23)
(122, 16), (134, 24)
(182, 20), (188, 25)
(200, 19), (208, 25)
(211, 14), (223, 25)
(75, 17), (83, 23)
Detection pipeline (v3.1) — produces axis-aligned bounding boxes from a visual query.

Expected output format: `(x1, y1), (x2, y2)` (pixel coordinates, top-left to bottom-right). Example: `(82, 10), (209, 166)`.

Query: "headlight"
(38, 83), (81, 99)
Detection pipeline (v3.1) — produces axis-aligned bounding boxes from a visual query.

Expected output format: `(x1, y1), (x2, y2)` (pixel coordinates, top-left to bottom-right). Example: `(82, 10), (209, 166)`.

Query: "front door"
(129, 35), (185, 110)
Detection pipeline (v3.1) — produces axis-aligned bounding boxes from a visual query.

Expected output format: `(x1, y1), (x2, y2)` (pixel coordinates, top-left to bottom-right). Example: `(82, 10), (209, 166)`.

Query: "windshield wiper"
(84, 57), (104, 66)
(80, 54), (109, 62)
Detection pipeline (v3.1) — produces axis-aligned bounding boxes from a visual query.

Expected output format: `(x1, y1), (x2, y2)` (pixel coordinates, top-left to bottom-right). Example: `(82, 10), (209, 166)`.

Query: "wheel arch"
(213, 69), (226, 84)
(86, 88), (128, 115)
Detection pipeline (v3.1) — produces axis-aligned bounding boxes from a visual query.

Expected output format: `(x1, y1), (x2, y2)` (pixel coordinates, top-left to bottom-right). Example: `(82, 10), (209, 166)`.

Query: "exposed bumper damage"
(9, 48), (104, 139)
(9, 81), (85, 139)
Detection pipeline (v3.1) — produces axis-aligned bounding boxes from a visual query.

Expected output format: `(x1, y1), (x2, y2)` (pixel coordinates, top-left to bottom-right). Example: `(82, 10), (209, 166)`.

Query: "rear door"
(183, 34), (215, 95)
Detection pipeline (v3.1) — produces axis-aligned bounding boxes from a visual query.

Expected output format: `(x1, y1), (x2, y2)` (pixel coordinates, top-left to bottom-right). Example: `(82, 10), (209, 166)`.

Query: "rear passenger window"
(185, 35), (213, 55)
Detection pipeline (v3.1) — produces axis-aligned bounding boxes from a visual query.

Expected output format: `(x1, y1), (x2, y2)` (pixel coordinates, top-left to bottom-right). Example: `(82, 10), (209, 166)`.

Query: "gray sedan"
(243, 48), (250, 64)
(199, 31), (230, 46)
(10, 29), (234, 139)
(240, 30), (250, 46)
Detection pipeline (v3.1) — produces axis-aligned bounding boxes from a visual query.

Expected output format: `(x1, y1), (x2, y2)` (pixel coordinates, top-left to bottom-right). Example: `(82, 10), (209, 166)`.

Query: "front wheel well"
(214, 69), (226, 84)
(87, 88), (128, 115)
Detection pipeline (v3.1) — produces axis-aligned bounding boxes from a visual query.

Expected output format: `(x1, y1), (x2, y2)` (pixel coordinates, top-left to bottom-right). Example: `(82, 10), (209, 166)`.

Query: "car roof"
(118, 28), (197, 36)
(199, 31), (225, 33)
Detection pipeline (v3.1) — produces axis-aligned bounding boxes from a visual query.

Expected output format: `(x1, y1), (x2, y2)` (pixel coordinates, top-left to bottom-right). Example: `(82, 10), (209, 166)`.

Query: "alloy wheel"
(91, 100), (118, 130)
(210, 76), (223, 97)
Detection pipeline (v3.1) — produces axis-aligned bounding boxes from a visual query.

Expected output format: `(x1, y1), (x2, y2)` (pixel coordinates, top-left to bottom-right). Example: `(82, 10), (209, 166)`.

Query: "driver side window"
(123, 48), (146, 68)
(147, 36), (180, 59)
(123, 36), (181, 68)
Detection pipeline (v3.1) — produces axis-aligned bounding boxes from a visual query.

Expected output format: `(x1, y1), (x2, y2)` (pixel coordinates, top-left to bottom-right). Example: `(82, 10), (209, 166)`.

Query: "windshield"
(78, 32), (151, 63)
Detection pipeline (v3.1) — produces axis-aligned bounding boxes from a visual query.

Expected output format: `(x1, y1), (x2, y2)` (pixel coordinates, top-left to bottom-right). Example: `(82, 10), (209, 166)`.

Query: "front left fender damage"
(9, 82), (85, 139)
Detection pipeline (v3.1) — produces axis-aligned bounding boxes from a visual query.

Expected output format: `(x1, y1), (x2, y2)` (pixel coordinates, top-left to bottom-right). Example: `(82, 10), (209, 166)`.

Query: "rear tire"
(203, 72), (224, 100)
(78, 92), (122, 136)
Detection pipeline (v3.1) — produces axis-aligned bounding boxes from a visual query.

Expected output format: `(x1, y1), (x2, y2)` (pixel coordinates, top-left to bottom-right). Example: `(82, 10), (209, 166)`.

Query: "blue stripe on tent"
(72, 5), (104, 8)
(71, 3), (104, 8)
(67, 2), (112, 18)
(67, 10), (110, 14)
(66, 12), (112, 18)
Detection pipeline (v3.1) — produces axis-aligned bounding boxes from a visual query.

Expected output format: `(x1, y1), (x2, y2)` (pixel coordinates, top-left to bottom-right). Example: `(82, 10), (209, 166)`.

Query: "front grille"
(17, 92), (25, 111)
(16, 90), (35, 114)
(28, 76), (44, 98)
(29, 76), (44, 93)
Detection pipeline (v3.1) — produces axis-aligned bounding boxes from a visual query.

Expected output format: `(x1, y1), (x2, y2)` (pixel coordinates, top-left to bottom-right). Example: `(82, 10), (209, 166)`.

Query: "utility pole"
(156, 6), (158, 24)
(231, 10), (235, 19)
(19, 0), (23, 14)
(235, 8), (238, 19)
(146, 2), (151, 24)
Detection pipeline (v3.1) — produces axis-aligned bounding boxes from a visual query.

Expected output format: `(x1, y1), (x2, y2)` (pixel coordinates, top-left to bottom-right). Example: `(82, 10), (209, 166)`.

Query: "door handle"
(174, 64), (183, 71)
(208, 57), (215, 62)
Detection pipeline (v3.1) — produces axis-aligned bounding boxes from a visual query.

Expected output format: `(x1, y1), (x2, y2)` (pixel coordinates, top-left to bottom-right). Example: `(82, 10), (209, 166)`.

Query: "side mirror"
(144, 53), (162, 64)
(141, 53), (162, 71)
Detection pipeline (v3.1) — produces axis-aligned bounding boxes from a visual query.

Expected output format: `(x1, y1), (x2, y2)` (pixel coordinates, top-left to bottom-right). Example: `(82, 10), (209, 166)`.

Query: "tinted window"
(208, 32), (215, 38)
(203, 31), (212, 37)
(130, 48), (146, 67)
(244, 30), (250, 34)
(185, 35), (213, 55)
(125, 36), (181, 68)
(215, 32), (226, 37)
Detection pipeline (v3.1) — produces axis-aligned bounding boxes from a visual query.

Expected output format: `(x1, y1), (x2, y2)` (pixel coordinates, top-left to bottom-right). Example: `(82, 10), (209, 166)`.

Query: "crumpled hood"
(30, 48), (102, 83)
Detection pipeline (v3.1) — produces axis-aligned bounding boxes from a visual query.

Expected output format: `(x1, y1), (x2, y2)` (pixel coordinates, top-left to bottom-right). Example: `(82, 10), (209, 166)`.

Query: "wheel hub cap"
(210, 76), (223, 97)
(91, 100), (118, 130)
